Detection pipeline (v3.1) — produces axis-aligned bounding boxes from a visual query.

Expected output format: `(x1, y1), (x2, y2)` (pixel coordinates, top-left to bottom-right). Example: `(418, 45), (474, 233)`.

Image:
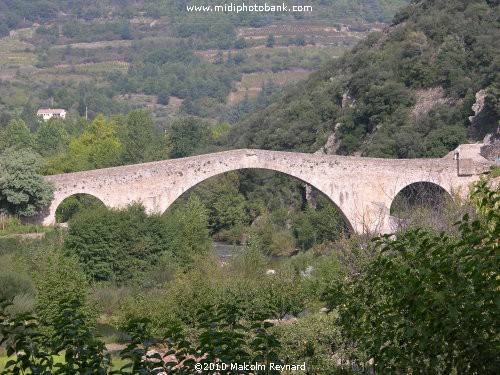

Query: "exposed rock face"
(469, 89), (496, 141)
(470, 89), (500, 160)
(411, 87), (450, 117)
(314, 124), (342, 156)
(342, 92), (354, 108)
(469, 89), (487, 126)
(480, 133), (500, 161)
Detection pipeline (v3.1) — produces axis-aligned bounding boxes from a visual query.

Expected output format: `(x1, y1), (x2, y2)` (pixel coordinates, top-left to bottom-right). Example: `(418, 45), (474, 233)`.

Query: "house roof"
(37, 108), (66, 115)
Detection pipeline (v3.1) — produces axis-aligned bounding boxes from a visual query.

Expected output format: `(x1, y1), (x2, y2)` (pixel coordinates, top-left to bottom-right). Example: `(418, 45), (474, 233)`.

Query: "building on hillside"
(36, 108), (67, 121)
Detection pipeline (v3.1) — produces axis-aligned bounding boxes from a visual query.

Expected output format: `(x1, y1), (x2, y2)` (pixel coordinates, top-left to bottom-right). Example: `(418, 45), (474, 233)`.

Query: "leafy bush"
(273, 314), (352, 374)
(325, 182), (499, 373)
(34, 249), (97, 344)
(0, 271), (35, 301)
(0, 149), (54, 217)
(0, 298), (284, 374)
(65, 203), (194, 283)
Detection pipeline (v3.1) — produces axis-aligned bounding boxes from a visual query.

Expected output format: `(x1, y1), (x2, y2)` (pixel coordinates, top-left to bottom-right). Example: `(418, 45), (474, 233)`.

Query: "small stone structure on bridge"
(39, 145), (492, 234)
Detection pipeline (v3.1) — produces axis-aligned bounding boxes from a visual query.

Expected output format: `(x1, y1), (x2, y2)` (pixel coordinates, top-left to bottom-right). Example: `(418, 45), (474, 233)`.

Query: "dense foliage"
(1, 182), (497, 374)
(227, 0), (499, 157)
(1, 0), (499, 373)
(324, 182), (500, 373)
(0, 149), (54, 217)
(1, 297), (284, 375)
(64, 200), (211, 283)
(0, 111), (168, 175)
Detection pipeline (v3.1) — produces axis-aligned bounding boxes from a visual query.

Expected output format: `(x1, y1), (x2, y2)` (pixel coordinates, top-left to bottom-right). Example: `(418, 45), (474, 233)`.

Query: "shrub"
(325, 183), (499, 373)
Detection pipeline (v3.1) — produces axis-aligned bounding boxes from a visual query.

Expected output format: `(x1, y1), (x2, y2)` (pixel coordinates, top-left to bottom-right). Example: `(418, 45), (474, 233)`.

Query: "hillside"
(0, 1), (408, 35)
(0, 1), (410, 127)
(226, 0), (500, 158)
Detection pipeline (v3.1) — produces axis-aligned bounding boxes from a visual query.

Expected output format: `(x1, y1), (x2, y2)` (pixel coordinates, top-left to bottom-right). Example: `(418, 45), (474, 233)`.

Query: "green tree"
(34, 250), (96, 344)
(163, 195), (212, 267)
(34, 118), (69, 157)
(0, 119), (32, 151)
(207, 174), (249, 233)
(0, 149), (54, 217)
(168, 117), (209, 158)
(65, 204), (170, 283)
(121, 110), (154, 164)
(20, 101), (39, 132)
(266, 34), (275, 48)
(293, 200), (345, 250)
(68, 114), (122, 170)
(0, 22), (8, 38)
(234, 37), (247, 49)
(157, 90), (170, 105)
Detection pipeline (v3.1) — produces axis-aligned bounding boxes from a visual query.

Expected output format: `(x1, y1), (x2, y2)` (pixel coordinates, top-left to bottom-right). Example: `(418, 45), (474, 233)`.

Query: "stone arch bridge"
(40, 146), (491, 234)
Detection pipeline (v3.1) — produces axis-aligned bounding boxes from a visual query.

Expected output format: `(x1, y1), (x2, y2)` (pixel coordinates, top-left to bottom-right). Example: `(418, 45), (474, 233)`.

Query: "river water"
(213, 242), (243, 261)
(212, 241), (286, 268)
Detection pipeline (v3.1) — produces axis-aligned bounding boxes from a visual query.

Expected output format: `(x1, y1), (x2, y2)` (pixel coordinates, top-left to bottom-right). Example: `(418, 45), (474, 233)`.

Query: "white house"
(36, 108), (67, 121)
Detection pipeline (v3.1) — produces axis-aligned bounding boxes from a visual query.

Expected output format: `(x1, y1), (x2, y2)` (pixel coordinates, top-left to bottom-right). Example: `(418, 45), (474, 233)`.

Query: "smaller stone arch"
(389, 181), (453, 229)
(54, 193), (107, 223)
(41, 190), (110, 226)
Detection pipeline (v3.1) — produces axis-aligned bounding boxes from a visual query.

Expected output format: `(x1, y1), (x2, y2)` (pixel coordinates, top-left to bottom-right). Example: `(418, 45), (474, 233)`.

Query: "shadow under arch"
(390, 181), (453, 219)
(55, 193), (106, 223)
(162, 167), (354, 234)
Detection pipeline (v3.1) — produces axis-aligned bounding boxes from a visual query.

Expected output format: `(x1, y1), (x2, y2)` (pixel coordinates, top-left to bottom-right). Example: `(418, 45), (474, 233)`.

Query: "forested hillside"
(226, 0), (499, 158)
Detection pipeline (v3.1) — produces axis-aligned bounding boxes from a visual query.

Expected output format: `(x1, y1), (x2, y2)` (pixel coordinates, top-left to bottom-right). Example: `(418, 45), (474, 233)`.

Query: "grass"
(32, 72), (97, 84)
(0, 217), (47, 237)
(489, 166), (500, 178)
(228, 69), (311, 103)
(0, 52), (37, 66)
(50, 40), (133, 50)
(0, 36), (34, 52)
(240, 69), (310, 88)
(46, 61), (129, 74)
(0, 351), (128, 371)
(0, 36), (37, 69)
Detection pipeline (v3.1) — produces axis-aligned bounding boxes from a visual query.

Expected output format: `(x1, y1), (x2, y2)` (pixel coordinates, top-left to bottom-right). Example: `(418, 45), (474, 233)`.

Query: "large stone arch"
(160, 167), (355, 233)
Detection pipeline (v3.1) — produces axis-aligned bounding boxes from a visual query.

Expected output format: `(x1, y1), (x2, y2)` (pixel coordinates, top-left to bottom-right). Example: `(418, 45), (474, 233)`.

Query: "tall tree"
(34, 118), (69, 157)
(20, 101), (39, 132)
(0, 119), (32, 152)
(168, 117), (209, 158)
(121, 110), (154, 164)
(34, 250), (95, 342)
(163, 195), (212, 267)
(68, 115), (122, 170)
(0, 149), (54, 217)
